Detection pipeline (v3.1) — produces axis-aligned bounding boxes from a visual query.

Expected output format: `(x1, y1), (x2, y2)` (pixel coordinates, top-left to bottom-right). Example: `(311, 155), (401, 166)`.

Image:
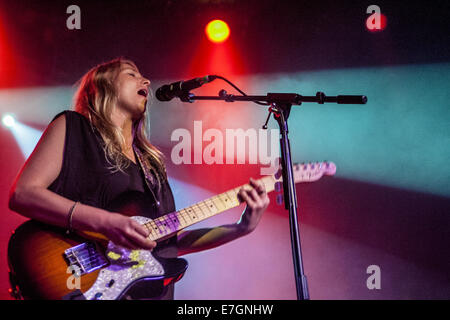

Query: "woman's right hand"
(99, 213), (157, 250)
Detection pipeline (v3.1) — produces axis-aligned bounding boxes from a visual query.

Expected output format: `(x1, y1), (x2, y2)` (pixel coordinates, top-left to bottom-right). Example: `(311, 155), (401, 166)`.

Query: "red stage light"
(205, 20), (230, 43)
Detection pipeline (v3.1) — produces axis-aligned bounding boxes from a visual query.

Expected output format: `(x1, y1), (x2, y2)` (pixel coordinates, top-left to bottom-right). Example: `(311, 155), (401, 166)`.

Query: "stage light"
(205, 19), (230, 43)
(2, 114), (16, 128)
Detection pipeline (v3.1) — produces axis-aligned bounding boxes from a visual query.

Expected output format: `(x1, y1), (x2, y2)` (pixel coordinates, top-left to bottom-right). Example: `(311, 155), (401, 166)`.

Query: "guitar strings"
(143, 190), (241, 239)
(142, 176), (275, 240)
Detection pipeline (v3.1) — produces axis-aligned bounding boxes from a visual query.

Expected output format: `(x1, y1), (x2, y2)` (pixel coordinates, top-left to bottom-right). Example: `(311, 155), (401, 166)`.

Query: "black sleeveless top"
(47, 110), (177, 300)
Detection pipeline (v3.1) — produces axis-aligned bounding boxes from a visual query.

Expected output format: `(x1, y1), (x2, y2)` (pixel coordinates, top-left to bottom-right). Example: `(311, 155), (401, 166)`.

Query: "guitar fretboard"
(143, 175), (276, 241)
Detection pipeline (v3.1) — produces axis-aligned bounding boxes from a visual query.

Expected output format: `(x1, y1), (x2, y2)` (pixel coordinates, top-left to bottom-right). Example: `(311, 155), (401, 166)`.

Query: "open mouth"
(137, 89), (148, 97)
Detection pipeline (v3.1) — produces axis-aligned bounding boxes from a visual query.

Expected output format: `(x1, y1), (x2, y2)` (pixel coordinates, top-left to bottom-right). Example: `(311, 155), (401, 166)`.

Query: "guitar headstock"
(273, 161), (337, 183)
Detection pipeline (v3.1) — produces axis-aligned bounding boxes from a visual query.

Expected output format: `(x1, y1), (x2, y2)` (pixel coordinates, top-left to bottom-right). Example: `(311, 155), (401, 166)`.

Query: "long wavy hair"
(73, 57), (167, 188)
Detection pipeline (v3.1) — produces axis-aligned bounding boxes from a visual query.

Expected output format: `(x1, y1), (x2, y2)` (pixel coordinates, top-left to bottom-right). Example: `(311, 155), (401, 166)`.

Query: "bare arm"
(177, 178), (269, 256)
(8, 114), (155, 250)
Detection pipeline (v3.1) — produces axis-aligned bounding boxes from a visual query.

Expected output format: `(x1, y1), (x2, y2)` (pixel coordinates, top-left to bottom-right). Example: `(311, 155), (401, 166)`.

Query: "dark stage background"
(0, 0), (449, 299)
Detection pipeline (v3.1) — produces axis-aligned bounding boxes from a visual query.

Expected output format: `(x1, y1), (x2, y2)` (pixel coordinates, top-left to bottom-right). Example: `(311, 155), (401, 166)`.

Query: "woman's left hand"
(237, 177), (270, 234)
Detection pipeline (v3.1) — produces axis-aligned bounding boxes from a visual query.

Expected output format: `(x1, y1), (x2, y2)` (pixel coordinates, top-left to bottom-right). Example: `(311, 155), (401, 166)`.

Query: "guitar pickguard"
(68, 216), (165, 300)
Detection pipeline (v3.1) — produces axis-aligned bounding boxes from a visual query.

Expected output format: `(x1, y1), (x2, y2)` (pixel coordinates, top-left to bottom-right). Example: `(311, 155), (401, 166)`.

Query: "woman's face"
(114, 62), (151, 120)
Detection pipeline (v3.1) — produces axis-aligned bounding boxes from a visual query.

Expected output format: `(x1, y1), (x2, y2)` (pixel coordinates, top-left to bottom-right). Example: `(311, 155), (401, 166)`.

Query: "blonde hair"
(73, 57), (167, 188)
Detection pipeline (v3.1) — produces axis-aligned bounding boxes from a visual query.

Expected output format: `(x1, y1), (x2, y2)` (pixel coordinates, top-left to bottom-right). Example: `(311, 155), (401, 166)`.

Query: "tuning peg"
(276, 194), (284, 205)
(275, 182), (282, 192)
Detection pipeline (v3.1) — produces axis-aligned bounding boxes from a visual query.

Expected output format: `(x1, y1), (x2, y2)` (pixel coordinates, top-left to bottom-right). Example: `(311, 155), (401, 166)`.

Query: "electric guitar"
(7, 161), (336, 300)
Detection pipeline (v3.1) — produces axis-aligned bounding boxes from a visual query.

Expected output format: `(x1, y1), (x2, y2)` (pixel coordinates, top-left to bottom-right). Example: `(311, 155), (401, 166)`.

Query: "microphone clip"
(218, 90), (235, 102)
(179, 91), (195, 103)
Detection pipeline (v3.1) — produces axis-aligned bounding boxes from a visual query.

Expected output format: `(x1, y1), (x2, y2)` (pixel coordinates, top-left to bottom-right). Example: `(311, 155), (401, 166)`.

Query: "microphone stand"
(178, 90), (367, 300)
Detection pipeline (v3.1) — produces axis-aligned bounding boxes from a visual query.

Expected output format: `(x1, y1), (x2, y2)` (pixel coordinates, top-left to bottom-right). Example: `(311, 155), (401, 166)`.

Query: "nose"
(142, 77), (150, 87)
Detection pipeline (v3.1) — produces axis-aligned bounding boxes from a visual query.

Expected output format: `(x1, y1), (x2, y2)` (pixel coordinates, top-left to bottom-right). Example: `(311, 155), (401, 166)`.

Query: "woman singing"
(8, 57), (270, 299)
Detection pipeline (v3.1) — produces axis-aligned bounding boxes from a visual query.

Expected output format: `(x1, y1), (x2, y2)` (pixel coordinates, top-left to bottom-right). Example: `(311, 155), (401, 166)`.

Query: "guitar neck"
(144, 176), (276, 241)
(142, 161), (336, 242)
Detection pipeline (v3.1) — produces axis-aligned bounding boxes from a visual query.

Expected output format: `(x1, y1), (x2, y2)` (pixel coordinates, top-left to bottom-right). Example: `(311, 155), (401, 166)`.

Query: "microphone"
(155, 75), (218, 101)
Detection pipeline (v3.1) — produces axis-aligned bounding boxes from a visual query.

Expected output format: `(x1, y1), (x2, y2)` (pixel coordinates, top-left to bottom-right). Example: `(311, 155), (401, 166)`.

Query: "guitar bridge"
(64, 242), (109, 276)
